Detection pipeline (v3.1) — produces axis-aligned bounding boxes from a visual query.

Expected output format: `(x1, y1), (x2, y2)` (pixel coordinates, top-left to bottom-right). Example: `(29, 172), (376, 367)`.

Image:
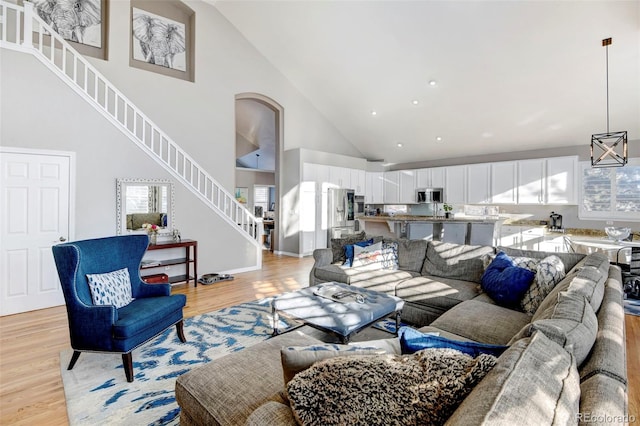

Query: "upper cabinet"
(517, 159), (546, 204)
(445, 165), (466, 204)
(398, 170), (416, 204)
(351, 169), (366, 196)
(491, 161), (518, 204)
(383, 171), (401, 204)
(415, 167), (445, 189)
(366, 172), (384, 204)
(545, 156), (577, 204)
(467, 163), (491, 204)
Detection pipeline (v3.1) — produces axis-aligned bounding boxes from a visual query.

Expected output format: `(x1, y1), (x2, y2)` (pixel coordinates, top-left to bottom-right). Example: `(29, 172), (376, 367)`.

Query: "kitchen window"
(579, 159), (640, 221)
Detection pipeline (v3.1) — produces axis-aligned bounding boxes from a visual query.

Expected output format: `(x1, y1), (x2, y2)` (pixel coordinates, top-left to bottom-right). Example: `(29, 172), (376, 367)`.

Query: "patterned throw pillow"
(352, 242), (383, 269)
(86, 268), (134, 308)
(379, 241), (399, 270)
(520, 256), (566, 315)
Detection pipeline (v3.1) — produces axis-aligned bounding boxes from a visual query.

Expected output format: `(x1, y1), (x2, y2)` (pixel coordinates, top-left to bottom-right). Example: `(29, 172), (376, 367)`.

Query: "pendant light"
(591, 38), (628, 168)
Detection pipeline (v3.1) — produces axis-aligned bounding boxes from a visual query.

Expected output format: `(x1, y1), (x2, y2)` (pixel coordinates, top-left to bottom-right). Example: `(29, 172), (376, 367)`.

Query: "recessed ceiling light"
(371, 111), (377, 116)
(396, 142), (403, 148)
(429, 80), (437, 86)
(435, 136), (443, 143)
(412, 100), (419, 105)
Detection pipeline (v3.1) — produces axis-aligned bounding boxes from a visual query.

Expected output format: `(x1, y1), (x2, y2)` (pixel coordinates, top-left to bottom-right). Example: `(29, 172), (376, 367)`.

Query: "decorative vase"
(149, 233), (157, 245)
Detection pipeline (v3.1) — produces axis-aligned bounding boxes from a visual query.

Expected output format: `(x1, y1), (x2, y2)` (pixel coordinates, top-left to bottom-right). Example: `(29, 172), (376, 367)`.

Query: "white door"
(0, 149), (74, 316)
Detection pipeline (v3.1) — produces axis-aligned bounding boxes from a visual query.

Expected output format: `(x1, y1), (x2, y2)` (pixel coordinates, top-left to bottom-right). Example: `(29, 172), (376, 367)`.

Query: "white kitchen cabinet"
(350, 169), (366, 196)
(520, 227), (545, 250)
(399, 170), (416, 204)
(499, 225), (522, 248)
(328, 165), (352, 189)
(366, 171), (384, 204)
(445, 165), (466, 204)
(517, 159), (545, 204)
(538, 235), (568, 253)
(545, 156), (577, 204)
(491, 161), (518, 204)
(383, 171), (400, 204)
(431, 167), (446, 188)
(467, 163), (491, 204)
(415, 168), (431, 188)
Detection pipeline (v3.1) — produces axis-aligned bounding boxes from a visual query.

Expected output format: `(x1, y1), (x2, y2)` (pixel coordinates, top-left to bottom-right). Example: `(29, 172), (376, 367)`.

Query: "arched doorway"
(234, 93), (283, 252)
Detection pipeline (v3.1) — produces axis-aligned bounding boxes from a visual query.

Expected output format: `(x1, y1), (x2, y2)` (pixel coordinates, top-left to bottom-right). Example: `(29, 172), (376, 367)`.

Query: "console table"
(142, 239), (198, 286)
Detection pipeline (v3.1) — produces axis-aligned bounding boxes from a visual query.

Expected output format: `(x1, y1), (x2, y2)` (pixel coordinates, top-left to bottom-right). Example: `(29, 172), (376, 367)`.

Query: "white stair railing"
(0, 1), (263, 257)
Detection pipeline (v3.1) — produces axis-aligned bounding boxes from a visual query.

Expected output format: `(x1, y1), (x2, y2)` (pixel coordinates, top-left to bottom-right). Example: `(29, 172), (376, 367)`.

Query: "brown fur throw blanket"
(286, 348), (497, 426)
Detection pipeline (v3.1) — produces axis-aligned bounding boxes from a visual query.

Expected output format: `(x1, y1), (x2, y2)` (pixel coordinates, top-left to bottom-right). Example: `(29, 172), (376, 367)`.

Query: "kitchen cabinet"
(445, 165), (466, 204)
(546, 156), (577, 204)
(491, 161), (517, 204)
(366, 171), (384, 204)
(415, 168), (431, 188)
(467, 163), (491, 204)
(431, 167), (446, 188)
(415, 167), (445, 189)
(517, 159), (545, 204)
(328, 165), (351, 189)
(351, 169), (366, 195)
(383, 171), (400, 204)
(398, 170), (416, 204)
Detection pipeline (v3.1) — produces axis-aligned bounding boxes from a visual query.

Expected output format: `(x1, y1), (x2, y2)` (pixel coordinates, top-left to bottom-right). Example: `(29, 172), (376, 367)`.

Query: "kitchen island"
(358, 215), (503, 245)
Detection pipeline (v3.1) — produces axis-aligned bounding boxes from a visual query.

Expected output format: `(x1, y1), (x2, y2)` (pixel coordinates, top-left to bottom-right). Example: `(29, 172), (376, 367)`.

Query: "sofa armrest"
(246, 401), (297, 426)
(309, 248), (334, 287)
(313, 248), (333, 267)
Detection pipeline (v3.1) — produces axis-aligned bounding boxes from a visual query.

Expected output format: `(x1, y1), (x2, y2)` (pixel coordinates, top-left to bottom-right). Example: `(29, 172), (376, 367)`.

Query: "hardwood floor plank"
(1, 251), (638, 424)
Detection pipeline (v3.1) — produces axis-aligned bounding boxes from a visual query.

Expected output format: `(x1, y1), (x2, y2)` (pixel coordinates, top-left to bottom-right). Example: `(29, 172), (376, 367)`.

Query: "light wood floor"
(1, 251), (638, 425)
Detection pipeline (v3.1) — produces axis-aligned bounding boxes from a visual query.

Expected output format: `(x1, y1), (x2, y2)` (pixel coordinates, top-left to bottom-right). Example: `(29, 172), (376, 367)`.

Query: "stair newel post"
(22, 1), (33, 48)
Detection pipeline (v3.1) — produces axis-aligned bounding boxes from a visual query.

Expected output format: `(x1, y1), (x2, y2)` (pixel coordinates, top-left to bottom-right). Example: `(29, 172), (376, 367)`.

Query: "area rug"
(60, 298), (300, 425)
(624, 298), (640, 316)
(60, 298), (402, 425)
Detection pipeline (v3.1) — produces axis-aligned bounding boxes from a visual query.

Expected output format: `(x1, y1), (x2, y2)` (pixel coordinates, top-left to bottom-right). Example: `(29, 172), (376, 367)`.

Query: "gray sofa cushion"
(246, 402), (297, 426)
(445, 331), (580, 426)
(175, 331), (322, 426)
(498, 246), (585, 273)
(578, 375), (627, 426)
(431, 300), (531, 345)
(579, 269), (627, 386)
(422, 241), (495, 283)
(511, 291), (597, 366)
(395, 276), (481, 310)
(314, 264), (418, 290)
(397, 239), (428, 272)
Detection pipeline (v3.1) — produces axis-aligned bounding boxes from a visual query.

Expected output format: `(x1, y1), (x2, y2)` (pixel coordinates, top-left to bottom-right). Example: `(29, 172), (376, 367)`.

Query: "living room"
(1, 0), (639, 424)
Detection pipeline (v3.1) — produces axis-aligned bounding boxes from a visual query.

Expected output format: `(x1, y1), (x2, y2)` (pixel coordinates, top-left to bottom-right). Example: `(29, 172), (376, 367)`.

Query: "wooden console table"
(142, 239), (198, 286)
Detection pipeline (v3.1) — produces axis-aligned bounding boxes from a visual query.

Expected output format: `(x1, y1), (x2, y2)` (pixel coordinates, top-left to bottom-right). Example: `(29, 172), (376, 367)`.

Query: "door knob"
(59, 236), (67, 242)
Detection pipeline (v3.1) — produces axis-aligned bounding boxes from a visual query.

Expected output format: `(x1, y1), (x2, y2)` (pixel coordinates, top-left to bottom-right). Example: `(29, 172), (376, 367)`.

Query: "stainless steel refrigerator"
(327, 188), (356, 244)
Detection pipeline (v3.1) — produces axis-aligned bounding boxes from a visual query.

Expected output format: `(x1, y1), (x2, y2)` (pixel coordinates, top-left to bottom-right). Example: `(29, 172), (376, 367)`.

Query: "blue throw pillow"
(399, 327), (508, 358)
(343, 239), (374, 267)
(481, 251), (535, 308)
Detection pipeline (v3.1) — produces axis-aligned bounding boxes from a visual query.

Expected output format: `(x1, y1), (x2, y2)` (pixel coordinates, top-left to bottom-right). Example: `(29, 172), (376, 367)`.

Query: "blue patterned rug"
(624, 298), (640, 316)
(60, 298), (401, 425)
(60, 298), (300, 425)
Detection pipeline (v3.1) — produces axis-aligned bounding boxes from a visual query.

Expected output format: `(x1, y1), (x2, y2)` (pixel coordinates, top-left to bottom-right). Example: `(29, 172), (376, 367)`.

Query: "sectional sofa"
(175, 235), (627, 425)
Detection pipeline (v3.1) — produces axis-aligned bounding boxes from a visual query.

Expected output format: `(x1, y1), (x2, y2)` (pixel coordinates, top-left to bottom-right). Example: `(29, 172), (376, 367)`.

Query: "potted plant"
(443, 204), (453, 219)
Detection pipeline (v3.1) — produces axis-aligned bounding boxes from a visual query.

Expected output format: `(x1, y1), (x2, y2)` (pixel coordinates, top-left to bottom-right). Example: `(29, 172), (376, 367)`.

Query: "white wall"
(1, 1), (363, 272)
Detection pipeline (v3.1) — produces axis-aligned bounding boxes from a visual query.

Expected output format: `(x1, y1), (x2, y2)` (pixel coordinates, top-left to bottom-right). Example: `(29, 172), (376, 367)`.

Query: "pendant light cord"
(606, 44), (610, 133)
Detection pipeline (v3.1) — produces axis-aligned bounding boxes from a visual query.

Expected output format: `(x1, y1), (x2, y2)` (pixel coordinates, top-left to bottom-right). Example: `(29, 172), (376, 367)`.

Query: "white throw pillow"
(520, 255), (566, 315)
(352, 242), (383, 269)
(86, 268), (134, 308)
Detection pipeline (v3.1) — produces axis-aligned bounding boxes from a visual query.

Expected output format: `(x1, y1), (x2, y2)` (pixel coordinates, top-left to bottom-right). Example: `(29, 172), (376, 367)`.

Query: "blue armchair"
(52, 235), (187, 382)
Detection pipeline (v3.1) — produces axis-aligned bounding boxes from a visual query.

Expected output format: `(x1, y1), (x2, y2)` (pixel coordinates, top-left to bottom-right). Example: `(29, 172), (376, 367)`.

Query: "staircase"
(0, 1), (263, 265)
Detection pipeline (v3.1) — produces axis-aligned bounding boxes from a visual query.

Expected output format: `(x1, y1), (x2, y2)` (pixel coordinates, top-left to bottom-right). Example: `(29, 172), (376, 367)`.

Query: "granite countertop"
(357, 215), (502, 223)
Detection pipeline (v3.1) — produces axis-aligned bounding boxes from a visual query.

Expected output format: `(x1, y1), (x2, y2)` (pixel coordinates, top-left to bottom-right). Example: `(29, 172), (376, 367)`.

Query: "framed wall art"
(31, 0), (109, 59)
(130, 0), (195, 82)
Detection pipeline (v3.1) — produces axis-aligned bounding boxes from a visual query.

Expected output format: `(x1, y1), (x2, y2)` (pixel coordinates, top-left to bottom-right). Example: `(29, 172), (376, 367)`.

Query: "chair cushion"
(113, 295), (186, 341)
(86, 267), (133, 308)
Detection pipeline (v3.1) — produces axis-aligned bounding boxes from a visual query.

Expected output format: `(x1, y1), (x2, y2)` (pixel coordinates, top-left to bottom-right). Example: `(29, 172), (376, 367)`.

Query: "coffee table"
(272, 282), (404, 343)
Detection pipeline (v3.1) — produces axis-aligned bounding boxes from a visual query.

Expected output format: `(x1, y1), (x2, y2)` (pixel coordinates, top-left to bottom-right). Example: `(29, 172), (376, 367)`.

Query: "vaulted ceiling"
(216, 1), (640, 166)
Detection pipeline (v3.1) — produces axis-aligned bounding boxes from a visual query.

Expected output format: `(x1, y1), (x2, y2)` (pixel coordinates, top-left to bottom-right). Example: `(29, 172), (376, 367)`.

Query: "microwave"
(416, 188), (443, 203)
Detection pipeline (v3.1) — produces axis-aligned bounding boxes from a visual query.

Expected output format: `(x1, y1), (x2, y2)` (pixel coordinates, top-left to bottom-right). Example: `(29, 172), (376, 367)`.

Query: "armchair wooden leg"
(176, 320), (186, 343)
(68, 350), (81, 370)
(122, 353), (134, 382)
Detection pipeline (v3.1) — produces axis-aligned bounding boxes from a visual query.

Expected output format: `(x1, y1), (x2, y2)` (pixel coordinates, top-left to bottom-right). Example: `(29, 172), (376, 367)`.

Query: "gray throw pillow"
(330, 231), (366, 263)
(422, 241), (494, 283)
